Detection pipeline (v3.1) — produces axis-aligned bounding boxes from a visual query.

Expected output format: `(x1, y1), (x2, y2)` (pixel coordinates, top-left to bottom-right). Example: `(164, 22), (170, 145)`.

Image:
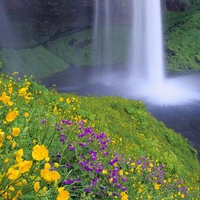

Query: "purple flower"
(79, 142), (88, 147)
(42, 118), (46, 125)
(109, 157), (118, 165)
(63, 178), (74, 185)
(68, 143), (75, 151)
(56, 153), (61, 160)
(60, 133), (66, 143)
(84, 188), (91, 193)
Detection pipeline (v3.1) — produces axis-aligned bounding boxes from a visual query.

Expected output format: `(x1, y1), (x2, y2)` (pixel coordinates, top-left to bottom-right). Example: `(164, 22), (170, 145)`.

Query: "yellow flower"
(32, 145), (49, 161)
(120, 192), (128, 200)
(149, 163), (154, 168)
(0, 129), (4, 148)
(8, 87), (13, 94)
(15, 149), (24, 162)
(42, 186), (47, 193)
(66, 98), (70, 104)
(168, 178), (172, 183)
(18, 87), (28, 96)
(54, 162), (59, 168)
(154, 183), (160, 190)
(147, 195), (152, 199)
(181, 194), (185, 198)
(0, 92), (10, 104)
(7, 135), (12, 140)
(40, 163), (60, 182)
(7, 167), (20, 180)
(8, 101), (13, 107)
(24, 112), (29, 117)
(59, 97), (64, 102)
(102, 169), (108, 174)
(18, 160), (33, 173)
(6, 110), (18, 122)
(130, 168), (134, 172)
(12, 127), (20, 137)
(4, 158), (9, 163)
(12, 141), (17, 148)
(57, 187), (70, 200)
(34, 182), (40, 192)
(119, 170), (123, 176)
(138, 188), (143, 193)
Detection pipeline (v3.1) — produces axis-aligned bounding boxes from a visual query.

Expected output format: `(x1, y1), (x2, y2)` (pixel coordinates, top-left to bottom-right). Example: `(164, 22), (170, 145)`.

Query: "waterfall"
(128, 0), (200, 105)
(92, 0), (111, 69)
(130, 0), (164, 84)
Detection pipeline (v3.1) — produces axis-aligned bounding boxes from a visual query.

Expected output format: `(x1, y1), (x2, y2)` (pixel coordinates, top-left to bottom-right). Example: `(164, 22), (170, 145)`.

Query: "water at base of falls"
(44, 0), (200, 107)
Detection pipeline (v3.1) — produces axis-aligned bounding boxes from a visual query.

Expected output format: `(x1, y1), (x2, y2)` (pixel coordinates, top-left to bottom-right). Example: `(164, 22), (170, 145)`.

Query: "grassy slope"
(78, 95), (200, 179)
(44, 25), (130, 67)
(0, 73), (200, 198)
(164, 2), (200, 72)
(0, 46), (69, 78)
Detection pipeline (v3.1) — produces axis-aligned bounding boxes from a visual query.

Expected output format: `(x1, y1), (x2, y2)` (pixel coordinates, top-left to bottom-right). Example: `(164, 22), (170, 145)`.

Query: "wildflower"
(40, 163), (60, 182)
(7, 167), (20, 180)
(59, 97), (64, 102)
(102, 169), (108, 174)
(63, 179), (75, 185)
(15, 149), (23, 162)
(147, 195), (152, 199)
(8, 101), (13, 107)
(24, 112), (29, 117)
(8, 87), (13, 94)
(0, 129), (4, 148)
(12, 141), (17, 148)
(120, 192), (128, 200)
(18, 160), (33, 173)
(181, 194), (185, 198)
(54, 162), (59, 168)
(7, 135), (12, 140)
(32, 145), (49, 161)
(149, 163), (154, 168)
(42, 186), (47, 193)
(154, 183), (160, 190)
(119, 170), (123, 176)
(34, 182), (40, 192)
(57, 187), (70, 200)
(42, 118), (46, 125)
(66, 98), (70, 104)
(0, 92), (10, 104)
(6, 110), (18, 122)
(12, 127), (20, 137)
(4, 158), (9, 163)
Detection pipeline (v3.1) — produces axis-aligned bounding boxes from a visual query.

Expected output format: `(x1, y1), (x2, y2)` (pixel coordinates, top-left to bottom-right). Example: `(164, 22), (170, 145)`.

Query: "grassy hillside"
(164, 2), (200, 73)
(0, 72), (199, 199)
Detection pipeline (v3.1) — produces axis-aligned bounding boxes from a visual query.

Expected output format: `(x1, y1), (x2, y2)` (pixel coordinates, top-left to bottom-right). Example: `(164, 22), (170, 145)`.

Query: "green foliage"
(0, 73), (200, 199)
(45, 25), (130, 67)
(0, 46), (69, 78)
(164, 4), (200, 72)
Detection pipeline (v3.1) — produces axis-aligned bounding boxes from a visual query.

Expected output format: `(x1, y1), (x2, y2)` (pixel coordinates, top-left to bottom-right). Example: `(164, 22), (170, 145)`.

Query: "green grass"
(0, 72), (200, 199)
(164, 2), (200, 73)
(0, 46), (69, 78)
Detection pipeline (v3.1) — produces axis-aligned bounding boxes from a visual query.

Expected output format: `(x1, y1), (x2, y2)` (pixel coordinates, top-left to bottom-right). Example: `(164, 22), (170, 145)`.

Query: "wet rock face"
(165, 0), (190, 12)
(0, 0), (94, 48)
(0, 0), (190, 48)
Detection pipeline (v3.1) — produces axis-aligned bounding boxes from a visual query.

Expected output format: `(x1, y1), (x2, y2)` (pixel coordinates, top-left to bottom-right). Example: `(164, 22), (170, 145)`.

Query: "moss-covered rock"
(0, 46), (69, 78)
(45, 25), (130, 67)
(164, 2), (200, 72)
